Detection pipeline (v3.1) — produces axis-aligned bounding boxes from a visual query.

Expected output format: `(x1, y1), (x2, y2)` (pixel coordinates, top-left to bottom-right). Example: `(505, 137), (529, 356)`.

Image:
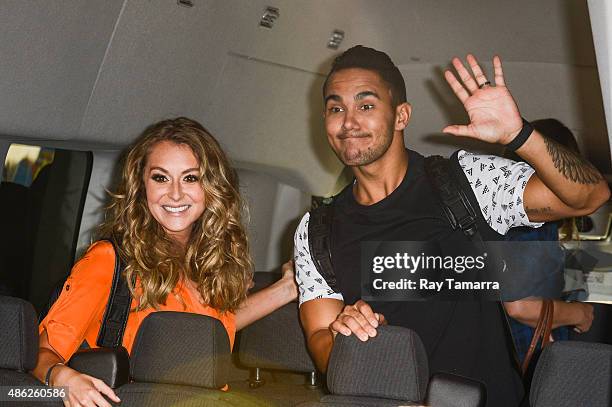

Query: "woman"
(32, 117), (297, 406)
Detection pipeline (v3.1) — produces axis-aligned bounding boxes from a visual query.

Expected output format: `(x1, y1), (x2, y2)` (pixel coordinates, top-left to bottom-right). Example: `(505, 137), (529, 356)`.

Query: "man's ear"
(395, 102), (411, 131)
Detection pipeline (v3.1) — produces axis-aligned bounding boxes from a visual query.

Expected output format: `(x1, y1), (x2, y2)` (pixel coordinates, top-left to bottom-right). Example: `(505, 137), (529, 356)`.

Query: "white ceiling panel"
(227, 0), (596, 74)
(79, 0), (235, 143)
(0, 0), (124, 138)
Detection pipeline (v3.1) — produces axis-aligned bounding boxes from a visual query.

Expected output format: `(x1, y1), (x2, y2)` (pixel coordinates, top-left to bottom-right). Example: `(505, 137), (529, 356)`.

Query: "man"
(294, 46), (609, 406)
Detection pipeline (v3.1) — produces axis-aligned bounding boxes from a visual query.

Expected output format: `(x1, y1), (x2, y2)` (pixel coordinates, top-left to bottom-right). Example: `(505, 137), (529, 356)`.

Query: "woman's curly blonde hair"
(99, 117), (253, 313)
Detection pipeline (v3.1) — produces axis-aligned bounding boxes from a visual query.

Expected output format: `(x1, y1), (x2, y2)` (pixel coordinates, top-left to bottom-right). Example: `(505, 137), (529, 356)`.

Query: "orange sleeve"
(39, 241), (115, 361)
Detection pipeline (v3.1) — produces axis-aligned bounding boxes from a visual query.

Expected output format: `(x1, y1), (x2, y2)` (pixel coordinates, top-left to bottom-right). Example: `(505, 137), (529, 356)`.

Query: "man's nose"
(342, 110), (359, 131)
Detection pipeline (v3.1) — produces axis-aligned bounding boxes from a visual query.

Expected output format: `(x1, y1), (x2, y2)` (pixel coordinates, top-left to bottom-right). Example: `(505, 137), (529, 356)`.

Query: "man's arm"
(300, 299), (385, 372)
(443, 54), (610, 222)
(300, 298), (344, 372)
(517, 133), (609, 222)
(504, 299), (594, 332)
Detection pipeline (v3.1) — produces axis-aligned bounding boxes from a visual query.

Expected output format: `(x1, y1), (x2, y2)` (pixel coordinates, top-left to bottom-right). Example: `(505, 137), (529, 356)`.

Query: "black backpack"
(308, 154), (485, 292)
(40, 239), (132, 349)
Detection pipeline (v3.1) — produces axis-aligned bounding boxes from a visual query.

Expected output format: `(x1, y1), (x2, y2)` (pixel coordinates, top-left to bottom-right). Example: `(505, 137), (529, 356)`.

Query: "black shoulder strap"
(96, 240), (131, 348)
(424, 155), (482, 241)
(426, 155), (522, 369)
(307, 198), (338, 292)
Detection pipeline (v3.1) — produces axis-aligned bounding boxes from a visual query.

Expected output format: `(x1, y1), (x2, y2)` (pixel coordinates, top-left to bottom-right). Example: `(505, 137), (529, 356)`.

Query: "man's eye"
(184, 174), (200, 183)
(360, 104), (374, 111)
(151, 174), (168, 183)
(328, 106), (343, 113)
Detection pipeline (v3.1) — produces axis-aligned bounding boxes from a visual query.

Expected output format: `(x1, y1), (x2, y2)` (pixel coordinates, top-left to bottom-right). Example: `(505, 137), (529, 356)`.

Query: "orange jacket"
(39, 241), (235, 362)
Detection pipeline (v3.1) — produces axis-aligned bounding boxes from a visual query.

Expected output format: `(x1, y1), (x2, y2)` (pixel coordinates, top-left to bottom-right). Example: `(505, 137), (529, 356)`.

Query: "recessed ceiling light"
(260, 6), (280, 28)
(328, 30), (344, 49)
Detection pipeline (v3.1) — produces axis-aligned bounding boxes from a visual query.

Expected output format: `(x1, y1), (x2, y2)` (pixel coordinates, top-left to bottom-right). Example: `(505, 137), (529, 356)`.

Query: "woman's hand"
(52, 365), (120, 407)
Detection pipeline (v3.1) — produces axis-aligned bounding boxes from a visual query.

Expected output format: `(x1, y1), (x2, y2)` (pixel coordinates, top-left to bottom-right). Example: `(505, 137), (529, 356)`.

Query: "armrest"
(68, 347), (130, 388)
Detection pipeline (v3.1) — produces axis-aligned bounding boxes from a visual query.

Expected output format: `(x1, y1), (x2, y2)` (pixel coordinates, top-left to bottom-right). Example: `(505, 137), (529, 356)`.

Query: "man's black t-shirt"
(329, 150), (523, 407)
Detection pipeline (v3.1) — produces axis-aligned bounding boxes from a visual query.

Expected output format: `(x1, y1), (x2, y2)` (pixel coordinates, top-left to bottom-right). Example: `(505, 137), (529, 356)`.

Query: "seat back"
(129, 311), (231, 388)
(530, 341), (612, 407)
(238, 300), (315, 373)
(0, 296), (63, 406)
(425, 372), (486, 407)
(302, 326), (486, 407)
(0, 295), (38, 372)
(116, 312), (243, 406)
(326, 326), (429, 403)
(237, 271), (315, 379)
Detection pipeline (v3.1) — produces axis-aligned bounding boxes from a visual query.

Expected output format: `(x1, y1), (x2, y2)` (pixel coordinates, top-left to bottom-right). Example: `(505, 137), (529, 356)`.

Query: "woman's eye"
(151, 174), (168, 183)
(360, 104), (374, 111)
(328, 106), (343, 114)
(184, 174), (199, 183)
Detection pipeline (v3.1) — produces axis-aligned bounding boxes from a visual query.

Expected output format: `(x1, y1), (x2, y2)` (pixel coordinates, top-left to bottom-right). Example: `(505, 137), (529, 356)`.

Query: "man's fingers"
(354, 300), (378, 327)
(493, 55), (505, 87)
(451, 57), (478, 93)
(341, 316), (374, 341)
(330, 320), (352, 337)
(375, 313), (387, 326)
(442, 125), (474, 137)
(444, 70), (469, 104)
(466, 54), (489, 87)
(340, 311), (376, 338)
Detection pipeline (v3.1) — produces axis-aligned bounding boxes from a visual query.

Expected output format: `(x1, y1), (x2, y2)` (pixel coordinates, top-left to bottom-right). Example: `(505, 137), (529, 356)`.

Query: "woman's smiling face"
(143, 140), (205, 245)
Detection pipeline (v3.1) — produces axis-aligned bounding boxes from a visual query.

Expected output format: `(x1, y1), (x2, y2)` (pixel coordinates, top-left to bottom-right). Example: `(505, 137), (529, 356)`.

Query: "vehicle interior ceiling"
(1, 0), (612, 404)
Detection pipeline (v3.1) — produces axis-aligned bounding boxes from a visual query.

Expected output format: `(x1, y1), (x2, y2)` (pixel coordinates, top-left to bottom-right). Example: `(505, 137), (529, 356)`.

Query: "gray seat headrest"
(0, 296), (38, 371)
(530, 341), (612, 407)
(130, 312), (231, 389)
(239, 301), (315, 372)
(327, 325), (429, 402)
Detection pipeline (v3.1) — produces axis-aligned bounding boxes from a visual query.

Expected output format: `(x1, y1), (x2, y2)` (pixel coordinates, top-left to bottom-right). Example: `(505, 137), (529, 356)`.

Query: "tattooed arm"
(441, 54), (609, 222)
(518, 132), (609, 222)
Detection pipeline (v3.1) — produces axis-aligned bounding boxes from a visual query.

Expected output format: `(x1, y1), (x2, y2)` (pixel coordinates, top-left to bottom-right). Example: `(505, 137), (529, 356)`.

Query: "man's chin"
(340, 151), (377, 167)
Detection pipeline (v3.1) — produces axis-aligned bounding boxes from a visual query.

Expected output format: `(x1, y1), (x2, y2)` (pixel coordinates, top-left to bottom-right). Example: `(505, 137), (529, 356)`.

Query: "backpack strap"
(308, 198), (338, 292)
(96, 240), (131, 348)
(424, 155), (481, 241)
(426, 154), (523, 372)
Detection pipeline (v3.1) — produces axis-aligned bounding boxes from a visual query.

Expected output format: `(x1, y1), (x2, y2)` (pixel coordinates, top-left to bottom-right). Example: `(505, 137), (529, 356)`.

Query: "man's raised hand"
(329, 300), (386, 342)
(443, 54), (523, 145)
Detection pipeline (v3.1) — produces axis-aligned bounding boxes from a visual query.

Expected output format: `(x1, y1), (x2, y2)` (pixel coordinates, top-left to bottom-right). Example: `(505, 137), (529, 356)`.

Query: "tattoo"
(524, 206), (552, 215)
(544, 137), (602, 184)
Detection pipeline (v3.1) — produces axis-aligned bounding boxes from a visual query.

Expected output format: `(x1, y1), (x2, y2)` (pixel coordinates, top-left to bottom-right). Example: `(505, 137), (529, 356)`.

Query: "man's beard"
(336, 129), (394, 167)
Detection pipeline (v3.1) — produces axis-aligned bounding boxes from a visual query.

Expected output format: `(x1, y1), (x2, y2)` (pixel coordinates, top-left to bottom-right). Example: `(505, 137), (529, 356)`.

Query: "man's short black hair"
(323, 45), (407, 106)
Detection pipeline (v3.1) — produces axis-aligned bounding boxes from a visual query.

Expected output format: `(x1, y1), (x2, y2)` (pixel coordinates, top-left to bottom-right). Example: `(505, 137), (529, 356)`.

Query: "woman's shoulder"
(85, 240), (116, 257)
(70, 240), (117, 283)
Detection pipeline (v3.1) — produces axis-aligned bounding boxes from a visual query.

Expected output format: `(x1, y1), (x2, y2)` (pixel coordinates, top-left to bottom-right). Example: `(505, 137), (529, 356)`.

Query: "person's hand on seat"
(52, 364), (120, 407)
(330, 299), (387, 341)
(572, 302), (594, 333)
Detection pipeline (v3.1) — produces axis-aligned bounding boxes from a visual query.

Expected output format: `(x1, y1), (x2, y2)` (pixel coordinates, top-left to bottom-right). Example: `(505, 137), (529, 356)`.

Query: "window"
(0, 144), (92, 315)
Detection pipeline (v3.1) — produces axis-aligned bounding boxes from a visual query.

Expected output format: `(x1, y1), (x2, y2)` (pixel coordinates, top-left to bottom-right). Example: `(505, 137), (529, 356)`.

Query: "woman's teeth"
(163, 205), (190, 213)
